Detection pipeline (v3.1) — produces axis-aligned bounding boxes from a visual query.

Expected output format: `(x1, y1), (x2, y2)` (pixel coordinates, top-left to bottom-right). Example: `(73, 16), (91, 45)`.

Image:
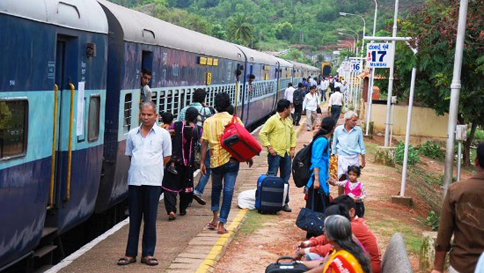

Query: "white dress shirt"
(125, 124), (172, 186)
(320, 80), (329, 91)
(303, 93), (321, 111)
(329, 92), (344, 106)
(284, 86), (296, 103)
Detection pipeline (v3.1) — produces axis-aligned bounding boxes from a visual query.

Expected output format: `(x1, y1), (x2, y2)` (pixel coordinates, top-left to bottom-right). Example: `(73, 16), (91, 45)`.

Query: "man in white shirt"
(118, 101), (172, 267)
(309, 77), (317, 88)
(303, 85), (321, 131)
(328, 87), (344, 122)
(284, 82), (296, 104)
(320, 77), (329, 101)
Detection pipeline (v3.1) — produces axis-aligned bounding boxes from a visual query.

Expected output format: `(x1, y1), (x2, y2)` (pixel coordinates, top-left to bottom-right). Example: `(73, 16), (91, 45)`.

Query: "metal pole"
(384, 0), (400, 147)
(457, 141), (462, 181)
(390, 100), (395, 148)
(400, 67), (417, 197)
(443, 0), (468, 196)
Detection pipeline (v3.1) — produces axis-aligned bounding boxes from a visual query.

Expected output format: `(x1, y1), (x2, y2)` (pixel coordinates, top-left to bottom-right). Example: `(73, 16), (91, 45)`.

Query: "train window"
(173, 90), (180, 117)
(186, 88), (192, 104)
(88, 95), (100, 142)
(166, 90), (173, 115)
(179, 90), (186, 111)
(123, 93), (132, 133)
(158, 91), (165, 115)
(151, 91), (157, 107)
(0, 99), (28, 160)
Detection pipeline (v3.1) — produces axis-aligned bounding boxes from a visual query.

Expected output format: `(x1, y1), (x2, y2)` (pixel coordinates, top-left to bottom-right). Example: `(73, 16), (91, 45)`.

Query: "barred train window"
(0, 100), (28, 159)
(88, 95), (100, 142)
(123, 93), (132, 133)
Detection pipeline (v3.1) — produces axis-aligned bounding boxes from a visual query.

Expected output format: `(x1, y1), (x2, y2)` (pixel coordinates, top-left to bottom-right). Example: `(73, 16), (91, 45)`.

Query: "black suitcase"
(255, 174), (285, 214)
(265, 256), (309, 273)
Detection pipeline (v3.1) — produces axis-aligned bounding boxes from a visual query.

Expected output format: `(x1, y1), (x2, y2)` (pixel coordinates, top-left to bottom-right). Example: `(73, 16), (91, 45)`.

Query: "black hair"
(193, 88), (206, 103)
(331, 195), (356, 211)
(288, 82), (293, 87)
(303, 78), (306, 81)
(324, 204), (351, 221)
(276, 99), (291, 113)
(313, 77), (318, 81)
(214, 92), (231, 113)
(227, 105), (235, 115)
(347, 165), (361, 177)
(185, 107), (199, 123)
(310, 85), (317, 90)
(298, 83), (304, 88)
(325, 216), (372, 273)
(141, 68), (152, 76)
(475, 142), (484, 168)
(335, 87), (341, 92)
(161, 112), (174, 124)
(313, 117), (336, 141)
(249, 74), (255, 80)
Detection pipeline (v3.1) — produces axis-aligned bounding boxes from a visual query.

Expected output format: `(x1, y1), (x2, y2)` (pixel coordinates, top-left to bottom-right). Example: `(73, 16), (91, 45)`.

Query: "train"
(0, 0), (319, 271)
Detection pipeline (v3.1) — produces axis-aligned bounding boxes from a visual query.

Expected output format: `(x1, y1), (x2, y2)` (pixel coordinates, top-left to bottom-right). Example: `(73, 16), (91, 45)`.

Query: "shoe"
(193, 194), (206, 205)
(166, 165), (178, 175)
(187, 200), (192, 207)
(117, 257), (136, 266)
(282, 204), (292, 212)
(168, 212), (176, 221)
(180, 211), (187, 216)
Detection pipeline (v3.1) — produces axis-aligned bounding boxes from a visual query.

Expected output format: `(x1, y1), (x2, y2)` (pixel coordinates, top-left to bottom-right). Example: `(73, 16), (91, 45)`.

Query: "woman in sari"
(162, 107), (202, 220)
(307, 215), (372, 273)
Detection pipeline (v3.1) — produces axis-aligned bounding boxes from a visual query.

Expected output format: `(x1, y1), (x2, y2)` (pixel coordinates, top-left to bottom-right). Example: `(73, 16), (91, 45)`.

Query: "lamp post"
(339, 12), (366, 53)
(338, 41), (354, 54)
(338, 33), (358, 55)
(366, 0), (379, 136)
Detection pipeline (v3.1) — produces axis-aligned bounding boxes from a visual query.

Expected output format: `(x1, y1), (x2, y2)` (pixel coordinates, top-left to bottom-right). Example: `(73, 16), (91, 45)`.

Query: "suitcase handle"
(276, 256), (297, 264)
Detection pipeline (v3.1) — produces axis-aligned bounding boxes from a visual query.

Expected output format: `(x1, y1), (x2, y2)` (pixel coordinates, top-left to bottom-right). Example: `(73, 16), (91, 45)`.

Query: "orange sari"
(323, 250), (365, 273)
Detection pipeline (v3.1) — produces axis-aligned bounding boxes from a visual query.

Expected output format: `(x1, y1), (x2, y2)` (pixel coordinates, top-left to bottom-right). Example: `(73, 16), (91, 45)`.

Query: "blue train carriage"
(234, 45), (278, 126)
(289, 61), (304, 86)
(0, 0), (108, 269)
(95, 0), (245, 213)
(275, 57), (294, 102)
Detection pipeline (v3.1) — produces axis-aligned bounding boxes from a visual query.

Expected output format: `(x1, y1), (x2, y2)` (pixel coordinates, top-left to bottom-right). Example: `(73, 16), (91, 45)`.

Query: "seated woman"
(162, 107), (202, 220)
(306, 215), (372, 273)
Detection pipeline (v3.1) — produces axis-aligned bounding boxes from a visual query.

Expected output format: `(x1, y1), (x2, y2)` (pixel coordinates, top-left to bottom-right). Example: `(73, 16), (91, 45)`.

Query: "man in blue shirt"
(332, 111), (366, 196)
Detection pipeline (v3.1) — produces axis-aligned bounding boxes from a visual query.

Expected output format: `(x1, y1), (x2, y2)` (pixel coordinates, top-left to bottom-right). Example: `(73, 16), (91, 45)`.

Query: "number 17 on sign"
(366, 43), (394, 68)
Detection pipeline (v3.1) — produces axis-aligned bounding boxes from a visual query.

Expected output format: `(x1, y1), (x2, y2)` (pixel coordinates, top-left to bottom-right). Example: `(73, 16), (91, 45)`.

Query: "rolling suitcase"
(265, 256), (309, 273)
(255, 174), (284, 214)
(221, 115), (262, 162)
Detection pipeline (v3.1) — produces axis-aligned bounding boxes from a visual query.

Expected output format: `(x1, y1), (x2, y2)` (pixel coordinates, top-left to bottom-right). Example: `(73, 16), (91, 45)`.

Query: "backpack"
(293, 90), (304, 105)
(292, 136), (328, 188)
(196, 106), (215, 127)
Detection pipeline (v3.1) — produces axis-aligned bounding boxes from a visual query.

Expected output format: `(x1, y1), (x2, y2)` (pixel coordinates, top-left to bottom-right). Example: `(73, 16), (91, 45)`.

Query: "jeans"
(211, 160), (240, 223)
(331, 105), (342, 122)
(293, 104), (303, 125)
(267, 153), (291, 205)
(126, 185), (162, 257)
(194, 151), (211, 195)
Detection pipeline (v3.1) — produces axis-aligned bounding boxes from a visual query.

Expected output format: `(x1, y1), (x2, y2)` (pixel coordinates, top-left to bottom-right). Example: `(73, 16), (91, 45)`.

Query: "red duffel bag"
(221, 115), (262, 162)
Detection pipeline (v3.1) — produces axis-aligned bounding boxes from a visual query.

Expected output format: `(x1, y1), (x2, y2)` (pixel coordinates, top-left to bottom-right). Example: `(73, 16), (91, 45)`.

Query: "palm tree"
(226, 14), (254, 47)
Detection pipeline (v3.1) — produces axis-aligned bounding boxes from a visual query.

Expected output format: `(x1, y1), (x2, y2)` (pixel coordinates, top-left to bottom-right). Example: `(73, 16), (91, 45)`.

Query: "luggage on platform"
(221, 115), (261, 162)
(255, 174), (284, 214)
(265, 256), (309, 273)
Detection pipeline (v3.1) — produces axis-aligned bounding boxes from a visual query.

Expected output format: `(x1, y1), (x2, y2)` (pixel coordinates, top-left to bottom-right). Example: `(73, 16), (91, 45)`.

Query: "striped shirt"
(202, 112), (244, 168)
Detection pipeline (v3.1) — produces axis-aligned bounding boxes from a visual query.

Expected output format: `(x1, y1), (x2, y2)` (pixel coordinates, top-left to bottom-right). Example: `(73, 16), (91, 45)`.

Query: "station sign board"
(366, 43), (394, 68)
(350, 60), (362, 73)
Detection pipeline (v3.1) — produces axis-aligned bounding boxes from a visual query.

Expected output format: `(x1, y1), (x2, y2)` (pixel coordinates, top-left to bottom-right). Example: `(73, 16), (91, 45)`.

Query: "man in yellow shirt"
(259, 99), (296, 212)
(200, 92), (253, 234)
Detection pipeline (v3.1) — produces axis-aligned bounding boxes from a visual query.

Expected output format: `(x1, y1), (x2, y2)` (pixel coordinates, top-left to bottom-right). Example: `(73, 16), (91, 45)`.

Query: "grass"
(365, 142), (379, 155)
(237, 210), (278, 237)
(367, 215), (424, 254)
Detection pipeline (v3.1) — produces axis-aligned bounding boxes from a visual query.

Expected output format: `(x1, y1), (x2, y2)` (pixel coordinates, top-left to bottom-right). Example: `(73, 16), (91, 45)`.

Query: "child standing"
(330, 165), (366, 217)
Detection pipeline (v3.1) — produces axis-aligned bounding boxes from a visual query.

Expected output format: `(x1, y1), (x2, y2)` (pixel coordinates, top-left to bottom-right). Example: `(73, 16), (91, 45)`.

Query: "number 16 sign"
(366, 43), (394, 68)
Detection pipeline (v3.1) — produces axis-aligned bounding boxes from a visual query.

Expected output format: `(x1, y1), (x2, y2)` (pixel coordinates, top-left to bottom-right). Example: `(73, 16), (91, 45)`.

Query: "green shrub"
(418, 141), (445, 159)
(426, 211), (440, 231)
(471, 128), (484, 140)
(396, 141), (420, 165)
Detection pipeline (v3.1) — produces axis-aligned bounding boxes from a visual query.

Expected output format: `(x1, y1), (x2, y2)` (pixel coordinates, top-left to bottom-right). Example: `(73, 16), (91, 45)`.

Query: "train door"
(244, 64), (254, 125)
(46, 34), (78, 225)
(139, 50), (153, 120)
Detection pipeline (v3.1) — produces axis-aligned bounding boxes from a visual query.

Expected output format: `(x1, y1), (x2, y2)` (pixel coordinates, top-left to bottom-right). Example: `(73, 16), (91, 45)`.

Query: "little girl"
(330, 165), (366, 217)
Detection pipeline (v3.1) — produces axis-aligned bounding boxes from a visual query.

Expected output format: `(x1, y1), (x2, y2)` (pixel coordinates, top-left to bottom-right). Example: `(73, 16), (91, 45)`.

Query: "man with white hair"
(332, 111), (366, 196)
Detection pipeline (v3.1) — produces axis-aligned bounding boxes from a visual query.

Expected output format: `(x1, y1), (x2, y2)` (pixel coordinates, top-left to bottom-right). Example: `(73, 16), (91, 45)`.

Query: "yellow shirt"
(259, 113), (296, 157)
(323, 249), (364, 273)
(202, 112), (244, 168)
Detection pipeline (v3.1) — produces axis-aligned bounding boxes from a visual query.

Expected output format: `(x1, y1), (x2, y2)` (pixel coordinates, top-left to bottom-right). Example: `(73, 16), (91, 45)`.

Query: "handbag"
(296, 190), (326, 236)
(329, 154), (338, 180)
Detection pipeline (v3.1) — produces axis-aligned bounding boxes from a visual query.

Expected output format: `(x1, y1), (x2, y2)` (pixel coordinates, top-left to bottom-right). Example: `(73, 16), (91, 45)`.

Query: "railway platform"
(43, 114), (328, 273)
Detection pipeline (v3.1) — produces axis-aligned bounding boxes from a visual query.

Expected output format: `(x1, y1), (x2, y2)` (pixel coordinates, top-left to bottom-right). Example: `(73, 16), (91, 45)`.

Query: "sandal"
(168, 212), (176, 221)
(217, 228), (228, 234)
(141, 257), (159, 266)
(206, 222), (217, 230)
(117, 257), (136, 266)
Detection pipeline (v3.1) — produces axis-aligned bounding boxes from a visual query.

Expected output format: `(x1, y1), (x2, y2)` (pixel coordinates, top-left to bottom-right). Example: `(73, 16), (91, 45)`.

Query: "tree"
(226, 14), (254, 47)
(211, 24), (227, 40)
(273, 22), (294, 40)
(393, 0), (484, 166)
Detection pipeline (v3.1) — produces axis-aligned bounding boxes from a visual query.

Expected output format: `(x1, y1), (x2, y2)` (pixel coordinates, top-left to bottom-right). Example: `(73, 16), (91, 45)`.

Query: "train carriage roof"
(289, 61), (319, 72)
(235, 45), (278, 65)
(275, 57), (293, 68)
(0, 0), (108, 33)
(98, 0), (241, 60)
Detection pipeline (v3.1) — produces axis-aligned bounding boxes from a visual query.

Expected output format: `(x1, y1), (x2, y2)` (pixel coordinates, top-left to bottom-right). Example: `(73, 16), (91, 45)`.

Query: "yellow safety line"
(195, 118), (307, 272)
